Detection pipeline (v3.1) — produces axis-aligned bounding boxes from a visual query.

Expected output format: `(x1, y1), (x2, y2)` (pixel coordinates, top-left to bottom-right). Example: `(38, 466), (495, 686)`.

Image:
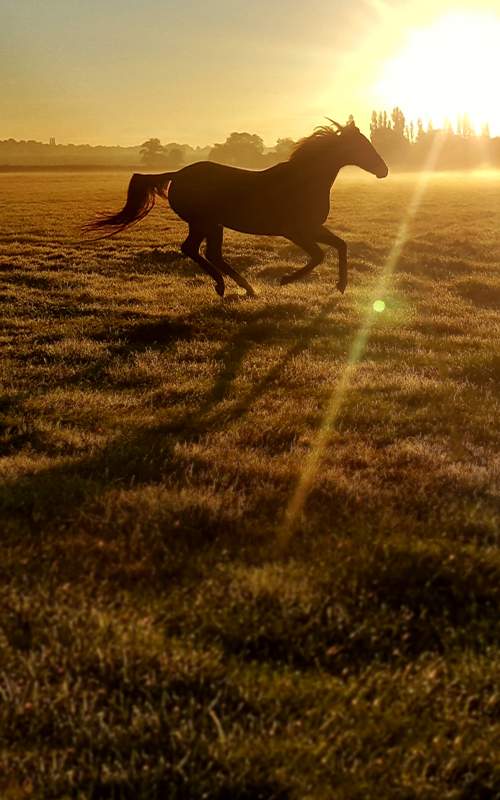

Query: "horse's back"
(171, 161), (282, 195)
(168, 161), (310, 235)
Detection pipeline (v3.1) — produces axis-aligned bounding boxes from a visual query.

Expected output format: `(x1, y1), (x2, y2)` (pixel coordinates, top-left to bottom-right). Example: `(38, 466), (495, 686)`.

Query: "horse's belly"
(219, 209), (285, 236)
(219, 190), (330, 235)
(170, 187), (285, 235)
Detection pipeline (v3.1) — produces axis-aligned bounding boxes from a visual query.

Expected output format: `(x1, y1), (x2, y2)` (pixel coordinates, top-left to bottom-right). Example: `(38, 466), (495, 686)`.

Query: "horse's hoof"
(246, 288), (257, 298)
(215, 283), (225, 297)
(280, 274), (292, 286)
(336, 282), (346, 295)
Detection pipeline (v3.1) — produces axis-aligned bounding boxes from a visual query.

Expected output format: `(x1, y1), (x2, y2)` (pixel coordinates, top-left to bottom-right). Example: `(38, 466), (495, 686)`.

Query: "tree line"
(139, 134), (294, 169)
(0, 135), (293, 170)
(2, 112), (499, 171)
(119, 117), (500, 171)
(369, 107), (499, 170)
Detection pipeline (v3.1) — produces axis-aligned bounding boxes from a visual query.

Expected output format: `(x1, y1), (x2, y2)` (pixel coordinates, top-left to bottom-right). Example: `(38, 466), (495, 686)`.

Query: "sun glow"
(375, 11), (500, 135)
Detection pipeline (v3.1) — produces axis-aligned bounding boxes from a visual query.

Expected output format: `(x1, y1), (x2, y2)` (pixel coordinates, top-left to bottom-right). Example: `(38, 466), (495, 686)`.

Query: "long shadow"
(89, 238), (323, 286)
(455, 280), (500, 310)
(258, 265), (321, 282)
(142, 296), (345, 437)
(105, 318), (194, 347)
(1, 298), (347, 527)
(128, 248), (188, 274)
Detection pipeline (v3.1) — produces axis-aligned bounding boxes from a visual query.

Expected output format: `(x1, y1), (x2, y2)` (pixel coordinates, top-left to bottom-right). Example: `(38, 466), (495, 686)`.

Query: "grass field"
(1, 168), (500, 799)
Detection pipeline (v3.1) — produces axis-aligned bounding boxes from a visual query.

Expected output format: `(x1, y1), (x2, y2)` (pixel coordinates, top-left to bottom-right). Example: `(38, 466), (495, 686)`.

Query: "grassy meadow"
(1, 168), (500, 798)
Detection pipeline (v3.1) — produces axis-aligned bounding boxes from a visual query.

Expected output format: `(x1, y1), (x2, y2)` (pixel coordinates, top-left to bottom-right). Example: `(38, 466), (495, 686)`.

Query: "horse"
(85, 120), (388, 297)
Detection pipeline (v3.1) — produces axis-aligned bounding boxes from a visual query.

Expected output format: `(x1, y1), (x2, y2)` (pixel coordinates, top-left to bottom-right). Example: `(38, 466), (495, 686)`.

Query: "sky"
(2, 0), (500, 147)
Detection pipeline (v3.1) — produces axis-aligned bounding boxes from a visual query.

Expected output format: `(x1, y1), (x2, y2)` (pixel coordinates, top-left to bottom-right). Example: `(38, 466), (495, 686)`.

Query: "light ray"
(278, 134), (446, 543)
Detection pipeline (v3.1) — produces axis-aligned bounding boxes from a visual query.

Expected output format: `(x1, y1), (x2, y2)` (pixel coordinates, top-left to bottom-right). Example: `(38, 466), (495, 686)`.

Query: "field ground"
(1, 169), (500, 798)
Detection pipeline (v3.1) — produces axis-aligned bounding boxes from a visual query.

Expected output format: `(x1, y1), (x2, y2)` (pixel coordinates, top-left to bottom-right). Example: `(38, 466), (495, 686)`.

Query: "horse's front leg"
(280, 232), (325, 285)
(315, 226), (347, 294)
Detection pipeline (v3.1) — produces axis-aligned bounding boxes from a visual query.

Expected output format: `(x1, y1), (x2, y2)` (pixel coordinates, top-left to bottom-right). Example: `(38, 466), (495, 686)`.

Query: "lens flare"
(278, 133), (446, 544)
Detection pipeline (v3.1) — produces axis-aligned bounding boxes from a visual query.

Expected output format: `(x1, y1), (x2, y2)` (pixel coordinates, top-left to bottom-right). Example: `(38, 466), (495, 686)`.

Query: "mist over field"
(2, 114), (500, 172)
(1, 168), (500, 797)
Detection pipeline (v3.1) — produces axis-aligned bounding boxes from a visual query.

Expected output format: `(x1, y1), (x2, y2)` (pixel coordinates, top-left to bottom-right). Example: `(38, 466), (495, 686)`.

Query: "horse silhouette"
(86, 120), (388, 297)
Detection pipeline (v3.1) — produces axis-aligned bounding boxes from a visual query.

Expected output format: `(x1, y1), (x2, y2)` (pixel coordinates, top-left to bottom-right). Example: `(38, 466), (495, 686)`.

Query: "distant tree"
(443, 118), (454, 136)
(417, 118), (424, 140)
(140, 138), (167, 168)
(391, 106), (405, 135)
(165, 147), (184, 169)
(274, 138), (295, 161)
(481, 121), (491, 138)
(462, 112), (472, 138)
(409, 120), (414, 143)
(427, 119), (434, 134)
(209, 132), (265, 168)
(346, 114), (355, 127)
(370, 110), (378, 139)
(370, 108), (410, 167)
(263, 137), (296, 166)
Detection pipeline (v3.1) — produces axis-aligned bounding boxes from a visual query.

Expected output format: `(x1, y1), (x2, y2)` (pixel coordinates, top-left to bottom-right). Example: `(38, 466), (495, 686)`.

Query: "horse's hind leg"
(180, 226), (225, 297)
(206, 226), (256, 298)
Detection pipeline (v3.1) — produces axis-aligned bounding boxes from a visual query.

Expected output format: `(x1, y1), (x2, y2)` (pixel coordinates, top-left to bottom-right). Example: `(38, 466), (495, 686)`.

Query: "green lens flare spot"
(373, 300), (386, 313)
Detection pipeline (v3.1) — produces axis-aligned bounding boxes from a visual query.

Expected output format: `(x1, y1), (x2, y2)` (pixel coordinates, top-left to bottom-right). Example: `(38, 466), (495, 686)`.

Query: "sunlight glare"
(279, 134), (446, 543)
(373, 300), (386, 313)
(375, 12), (500, 134)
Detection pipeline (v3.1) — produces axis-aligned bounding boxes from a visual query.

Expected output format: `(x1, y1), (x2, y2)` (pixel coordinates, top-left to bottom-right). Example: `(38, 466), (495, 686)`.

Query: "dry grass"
(1, 168), (500, 798)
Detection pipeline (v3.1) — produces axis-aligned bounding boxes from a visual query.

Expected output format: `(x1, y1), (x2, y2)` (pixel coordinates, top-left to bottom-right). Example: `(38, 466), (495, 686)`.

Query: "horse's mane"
(289, 125), (342, 162)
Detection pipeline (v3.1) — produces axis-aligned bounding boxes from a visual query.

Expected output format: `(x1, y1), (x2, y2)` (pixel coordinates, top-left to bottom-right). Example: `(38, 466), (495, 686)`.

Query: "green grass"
(1, 169), (500, 798)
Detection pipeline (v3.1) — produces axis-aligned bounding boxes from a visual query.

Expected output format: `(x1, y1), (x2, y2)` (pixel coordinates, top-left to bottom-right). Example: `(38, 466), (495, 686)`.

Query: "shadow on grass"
(112, 318), (194, 347)
(113, 239), (293, 279)
(454, 280), (500, 310)
(394, 255), (471, 279)
(120, 247), (190, 275)
(0, 297), (344, 531)
(161, 536), (500, 675)
(451, 354), (500, 387)
(92, 236), (355, 290)
(1, 272), (59, 290)
(258, 264), (321, 282)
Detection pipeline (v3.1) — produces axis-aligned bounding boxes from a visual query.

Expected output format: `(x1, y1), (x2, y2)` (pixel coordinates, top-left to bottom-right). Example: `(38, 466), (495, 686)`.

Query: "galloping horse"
(86, 120), (388, 297)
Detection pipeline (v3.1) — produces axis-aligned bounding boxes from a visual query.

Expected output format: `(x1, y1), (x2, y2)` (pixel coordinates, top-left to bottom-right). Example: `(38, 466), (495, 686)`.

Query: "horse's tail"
(83, 172), (175, 237)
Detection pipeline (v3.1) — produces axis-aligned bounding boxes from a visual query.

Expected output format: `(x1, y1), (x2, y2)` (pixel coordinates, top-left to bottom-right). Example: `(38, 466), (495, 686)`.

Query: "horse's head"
(333, 120), (388, 179)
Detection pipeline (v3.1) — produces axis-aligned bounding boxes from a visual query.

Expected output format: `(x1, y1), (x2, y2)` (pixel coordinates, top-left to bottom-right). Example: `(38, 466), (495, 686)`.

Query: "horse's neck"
(287, 156), (341, 189)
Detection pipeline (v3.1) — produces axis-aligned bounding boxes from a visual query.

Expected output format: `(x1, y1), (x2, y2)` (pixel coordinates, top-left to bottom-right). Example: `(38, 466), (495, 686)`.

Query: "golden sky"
(2, 0), (499, 147)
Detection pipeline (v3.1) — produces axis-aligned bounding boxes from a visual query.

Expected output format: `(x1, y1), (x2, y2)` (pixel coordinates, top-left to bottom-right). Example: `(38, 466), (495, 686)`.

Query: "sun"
(374, 11), (500, 135)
